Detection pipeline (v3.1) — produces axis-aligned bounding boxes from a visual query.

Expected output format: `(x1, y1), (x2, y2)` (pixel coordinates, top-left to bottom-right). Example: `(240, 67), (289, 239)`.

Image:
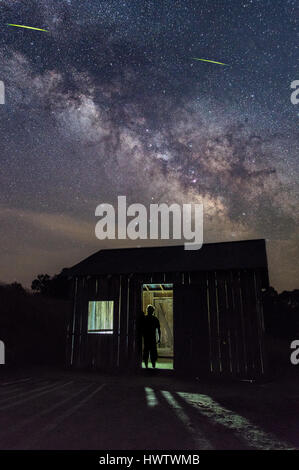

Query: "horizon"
(1, 237), (298, 294)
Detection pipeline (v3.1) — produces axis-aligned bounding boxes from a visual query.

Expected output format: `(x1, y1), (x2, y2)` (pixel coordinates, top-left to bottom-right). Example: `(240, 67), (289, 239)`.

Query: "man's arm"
(156, 318), (161, 343)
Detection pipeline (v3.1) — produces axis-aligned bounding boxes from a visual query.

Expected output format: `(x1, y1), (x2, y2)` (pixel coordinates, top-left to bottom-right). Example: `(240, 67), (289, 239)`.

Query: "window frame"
(87, 300), (114, 335)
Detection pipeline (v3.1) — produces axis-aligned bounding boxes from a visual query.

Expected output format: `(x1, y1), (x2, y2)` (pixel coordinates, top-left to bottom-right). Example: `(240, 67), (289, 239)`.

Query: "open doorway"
(142, 284), (173, 370)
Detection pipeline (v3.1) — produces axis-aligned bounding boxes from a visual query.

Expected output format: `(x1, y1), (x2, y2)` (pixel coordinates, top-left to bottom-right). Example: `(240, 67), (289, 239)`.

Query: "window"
(88, 301), (114, 334)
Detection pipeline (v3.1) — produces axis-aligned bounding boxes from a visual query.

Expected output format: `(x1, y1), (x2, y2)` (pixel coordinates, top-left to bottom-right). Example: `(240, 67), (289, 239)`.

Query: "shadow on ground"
(0, 367), (298, 450)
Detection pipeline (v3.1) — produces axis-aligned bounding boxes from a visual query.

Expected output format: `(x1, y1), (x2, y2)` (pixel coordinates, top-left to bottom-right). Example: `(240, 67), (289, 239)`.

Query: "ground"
(0, 367), (298, 450)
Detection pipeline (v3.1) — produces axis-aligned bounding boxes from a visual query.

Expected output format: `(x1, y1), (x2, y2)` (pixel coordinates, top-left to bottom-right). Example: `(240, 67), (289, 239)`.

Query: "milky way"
(0, 0), (298, 290)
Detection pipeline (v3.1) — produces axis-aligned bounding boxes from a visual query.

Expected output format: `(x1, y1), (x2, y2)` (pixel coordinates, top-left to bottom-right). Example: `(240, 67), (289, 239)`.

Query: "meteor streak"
(6, 24), (48, 32)
(192, 57), (228, 66)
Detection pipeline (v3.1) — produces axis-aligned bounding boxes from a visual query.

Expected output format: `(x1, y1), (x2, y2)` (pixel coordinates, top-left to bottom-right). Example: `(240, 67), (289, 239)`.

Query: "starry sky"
(0, 0), (298, 291)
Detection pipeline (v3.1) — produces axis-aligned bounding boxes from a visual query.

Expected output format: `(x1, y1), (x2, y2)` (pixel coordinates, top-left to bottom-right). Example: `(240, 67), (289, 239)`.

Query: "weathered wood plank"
(207, 271), (221, 375)
(254, 270), (267, 376)
(216, 271), (231, 376)
(226, 271), (239, 376)
(231, 270), (248, 377)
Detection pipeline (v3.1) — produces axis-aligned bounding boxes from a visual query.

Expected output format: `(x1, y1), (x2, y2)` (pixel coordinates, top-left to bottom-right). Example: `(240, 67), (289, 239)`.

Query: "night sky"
(0, 0), (298, 291)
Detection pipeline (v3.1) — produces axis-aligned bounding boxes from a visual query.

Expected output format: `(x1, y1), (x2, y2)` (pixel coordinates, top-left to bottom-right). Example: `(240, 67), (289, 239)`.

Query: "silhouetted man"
(142, 305), (161, 369)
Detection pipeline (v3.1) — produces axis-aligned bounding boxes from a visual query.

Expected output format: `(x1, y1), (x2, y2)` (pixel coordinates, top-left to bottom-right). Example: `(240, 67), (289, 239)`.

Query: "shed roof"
(63, 239), (269, 285)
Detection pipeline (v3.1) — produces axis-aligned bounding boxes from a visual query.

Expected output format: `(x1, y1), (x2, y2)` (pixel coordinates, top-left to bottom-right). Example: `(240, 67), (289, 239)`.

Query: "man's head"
(147, 305), (155, 316)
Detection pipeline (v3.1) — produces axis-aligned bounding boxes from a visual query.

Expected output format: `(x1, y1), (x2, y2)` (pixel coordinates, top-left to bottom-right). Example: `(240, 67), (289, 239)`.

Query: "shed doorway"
(142, 284), (173, 370)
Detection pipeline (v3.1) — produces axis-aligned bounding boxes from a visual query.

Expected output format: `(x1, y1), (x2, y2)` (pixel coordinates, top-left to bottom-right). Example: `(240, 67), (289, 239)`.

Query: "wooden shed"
(63, 239), (269, 379)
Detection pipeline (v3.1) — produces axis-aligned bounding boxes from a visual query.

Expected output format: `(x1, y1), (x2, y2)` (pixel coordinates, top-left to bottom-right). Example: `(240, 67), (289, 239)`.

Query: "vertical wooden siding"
(181, 269), (267, 378)
(66, 268), (266, 379)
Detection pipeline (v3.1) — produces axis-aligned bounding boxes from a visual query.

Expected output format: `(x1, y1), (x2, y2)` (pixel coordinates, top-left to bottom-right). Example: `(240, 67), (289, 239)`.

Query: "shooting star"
(7, 24), (48, 32)
(192, 58), (229, 66)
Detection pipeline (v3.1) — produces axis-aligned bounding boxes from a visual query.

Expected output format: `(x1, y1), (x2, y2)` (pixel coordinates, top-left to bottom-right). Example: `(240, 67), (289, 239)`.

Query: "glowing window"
(88, 301), (114, 334)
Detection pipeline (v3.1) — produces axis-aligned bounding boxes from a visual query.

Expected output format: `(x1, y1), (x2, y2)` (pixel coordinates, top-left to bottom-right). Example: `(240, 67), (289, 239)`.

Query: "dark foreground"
(0, 367), (298, 450)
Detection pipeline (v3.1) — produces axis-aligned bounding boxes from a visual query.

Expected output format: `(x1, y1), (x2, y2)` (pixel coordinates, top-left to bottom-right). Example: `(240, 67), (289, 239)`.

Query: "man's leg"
(150, 343), (158, 368)
(143, 344), (149, 368)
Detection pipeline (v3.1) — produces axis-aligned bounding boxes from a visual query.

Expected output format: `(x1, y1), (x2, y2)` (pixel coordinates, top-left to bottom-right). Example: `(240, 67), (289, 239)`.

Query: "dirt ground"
(0, 366), (298, 450)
